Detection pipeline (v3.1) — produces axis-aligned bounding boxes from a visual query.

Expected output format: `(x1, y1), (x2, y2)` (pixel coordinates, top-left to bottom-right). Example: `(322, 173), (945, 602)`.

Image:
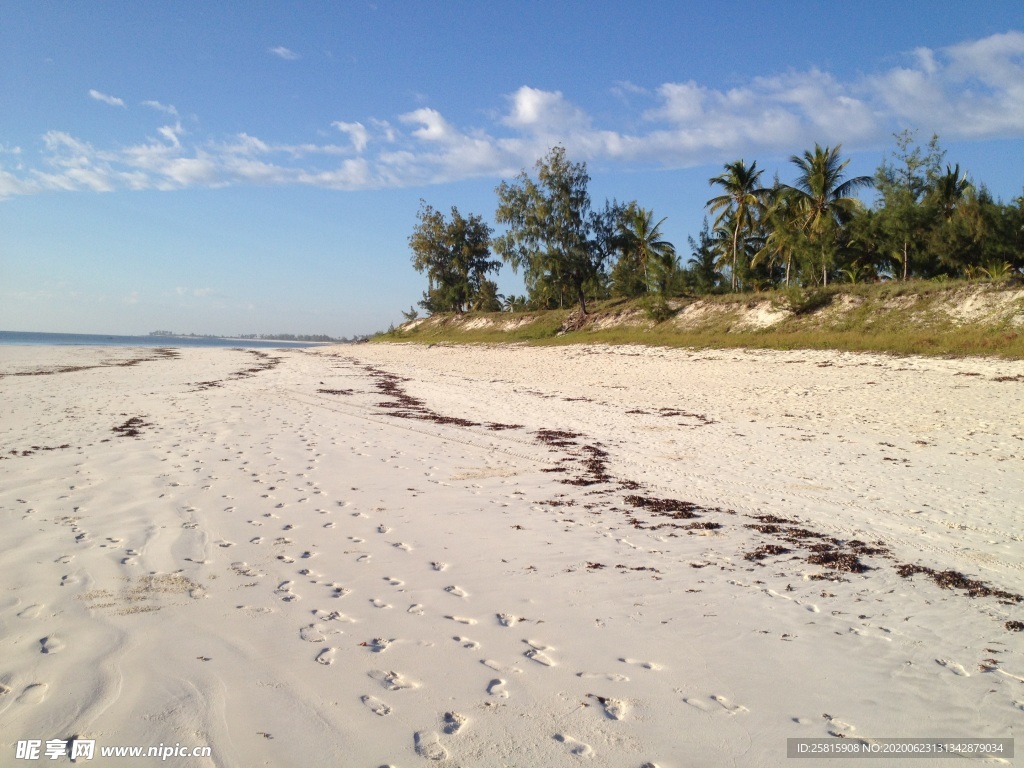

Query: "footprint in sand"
(16, 683), (48, 705)
(300, 624), (327, 642)
(577, 672), (630, 682)
(384, 577), (404, 587)
(407, 604), (425, 616)
(496, 613), (520, 627)
(684, 695), (748, 715)
(237, 605), (273, 617)
(392, 541), (412, 552)
(445, 615), (476, 625)
(370, 598), (392, 609)
(348, 536), (365, 544)
(312, 609), (354, 623)
(365, 637), (394, 653)
(356, 554), (371, 564)
(39, 635), (64, 654)
(443, 711), (467, 734)
(330, 585), (351, 599)
(315, 648), (336, 666)
(453, 636), (480, 650)
(17, 604), (43, 619)
(361, 695), (392, 716)
(588, 694), (628, 720)
(554, 734), (593, 757)
(414, 731), (448, 761)
(377, 524), (391, 534)
(275, 582), (299, 602)
(481, 660), (522, 674)
(431, 561), (448, 572)
(620, 657), (661, 671)
(250, 537), (264, 544)
(524, 640), (556, 666)
(369, 669), (418, 691)
(444, 585), (469, 598)
(487, 678), (509, 698)
(825, 715), (856, 737)
(935, 658), (970, 676)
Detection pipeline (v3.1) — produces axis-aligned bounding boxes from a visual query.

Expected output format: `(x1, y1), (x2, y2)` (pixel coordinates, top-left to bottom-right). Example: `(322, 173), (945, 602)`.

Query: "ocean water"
(0, 331), (330, 349)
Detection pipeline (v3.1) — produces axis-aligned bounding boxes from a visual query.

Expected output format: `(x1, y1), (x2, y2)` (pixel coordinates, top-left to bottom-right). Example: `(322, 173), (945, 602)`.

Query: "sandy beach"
(2, 341), (1022, 767)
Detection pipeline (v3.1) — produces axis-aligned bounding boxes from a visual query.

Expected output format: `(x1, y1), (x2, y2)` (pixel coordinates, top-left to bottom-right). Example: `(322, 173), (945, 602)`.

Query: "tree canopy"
(494, 146), (602, 314)
(406, 136), (1022, 319)
(409, 202), (499, 313)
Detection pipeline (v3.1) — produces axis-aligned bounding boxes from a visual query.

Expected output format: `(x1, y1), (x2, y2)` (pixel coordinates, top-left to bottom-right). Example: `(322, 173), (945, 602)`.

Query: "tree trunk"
(731, 222), (740, 293)
(576, 284), (587, 315)
(902, 241), (909, 281)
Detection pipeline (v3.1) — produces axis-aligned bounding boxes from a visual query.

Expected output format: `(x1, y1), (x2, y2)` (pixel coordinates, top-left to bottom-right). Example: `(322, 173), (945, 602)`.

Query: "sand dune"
(1, 342), (1021, 766)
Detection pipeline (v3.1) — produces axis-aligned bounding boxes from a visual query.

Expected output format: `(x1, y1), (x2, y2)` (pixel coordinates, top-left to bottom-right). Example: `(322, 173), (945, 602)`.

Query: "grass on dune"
(375, 280), (1024, 359)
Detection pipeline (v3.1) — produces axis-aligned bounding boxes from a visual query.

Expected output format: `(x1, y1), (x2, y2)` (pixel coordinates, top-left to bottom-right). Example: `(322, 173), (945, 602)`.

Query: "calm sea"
(0, 331), (330, 349)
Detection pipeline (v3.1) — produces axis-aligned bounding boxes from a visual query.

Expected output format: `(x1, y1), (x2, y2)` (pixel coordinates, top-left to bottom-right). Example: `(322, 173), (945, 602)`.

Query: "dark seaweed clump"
(623, 495), (700, 519)
(744, 544), (791, 561)
(112, 416), (151, 438)
(896, 564), (1023, 603)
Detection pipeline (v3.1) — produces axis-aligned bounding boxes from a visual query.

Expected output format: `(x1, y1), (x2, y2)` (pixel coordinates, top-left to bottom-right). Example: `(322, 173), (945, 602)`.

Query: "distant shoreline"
(0, 330), (331, 349)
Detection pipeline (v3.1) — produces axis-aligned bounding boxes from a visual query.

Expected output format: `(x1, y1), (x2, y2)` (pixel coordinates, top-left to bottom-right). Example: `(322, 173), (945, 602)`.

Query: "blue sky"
(2, 2), (1022, 336)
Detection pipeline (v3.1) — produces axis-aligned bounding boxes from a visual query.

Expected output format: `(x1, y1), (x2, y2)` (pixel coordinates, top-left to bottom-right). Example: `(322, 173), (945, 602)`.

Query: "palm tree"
(783, 144), (873, 286)
(753, 187), (806, 287)
(707, 160), (770, 292)
(929, 163), (971, 221)
(619, 204), (676, 294)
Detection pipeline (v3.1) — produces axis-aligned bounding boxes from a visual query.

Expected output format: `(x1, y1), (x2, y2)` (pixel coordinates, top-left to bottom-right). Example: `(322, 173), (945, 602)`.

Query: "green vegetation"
(409, 202), (500, 313)
(379, 280), (1024, 359)
(494, 146), (606, 314)
(395, 131), (1022, 357)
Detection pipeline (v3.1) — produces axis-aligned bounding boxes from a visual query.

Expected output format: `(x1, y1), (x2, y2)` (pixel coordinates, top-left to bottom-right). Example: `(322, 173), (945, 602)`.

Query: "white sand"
(1, 342), (1021, 767)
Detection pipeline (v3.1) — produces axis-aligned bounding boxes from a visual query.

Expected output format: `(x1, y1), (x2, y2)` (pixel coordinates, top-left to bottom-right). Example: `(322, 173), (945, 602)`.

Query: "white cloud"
(502, 86), (589, 133)
(333, 121), (369, 153)
(89, 89), (126, 108)
(401, 108), (458, 142)
(870, 31), (1024, 138)
(142, 100), (179, 117)
(1, 31), (1020, 200)
(269, 46), (300, 60)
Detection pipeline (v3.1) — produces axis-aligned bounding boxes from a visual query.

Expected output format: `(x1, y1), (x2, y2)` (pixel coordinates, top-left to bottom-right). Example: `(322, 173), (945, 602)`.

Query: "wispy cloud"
(269, 46), (300, 60)
(142, 100), (179, 117)
(89, 89), (126, 108)
(333, 121), (369, 153)
(3, 32), (1020, 199)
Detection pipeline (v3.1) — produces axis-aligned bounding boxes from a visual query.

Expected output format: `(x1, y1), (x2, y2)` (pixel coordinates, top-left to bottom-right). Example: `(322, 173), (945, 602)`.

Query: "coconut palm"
(753, 188), (806, 287)
(707, 160), (770, 292)
(619, 204), (676, 294)
(929, 163), (971, 221)
(783, 144), (873, 286)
